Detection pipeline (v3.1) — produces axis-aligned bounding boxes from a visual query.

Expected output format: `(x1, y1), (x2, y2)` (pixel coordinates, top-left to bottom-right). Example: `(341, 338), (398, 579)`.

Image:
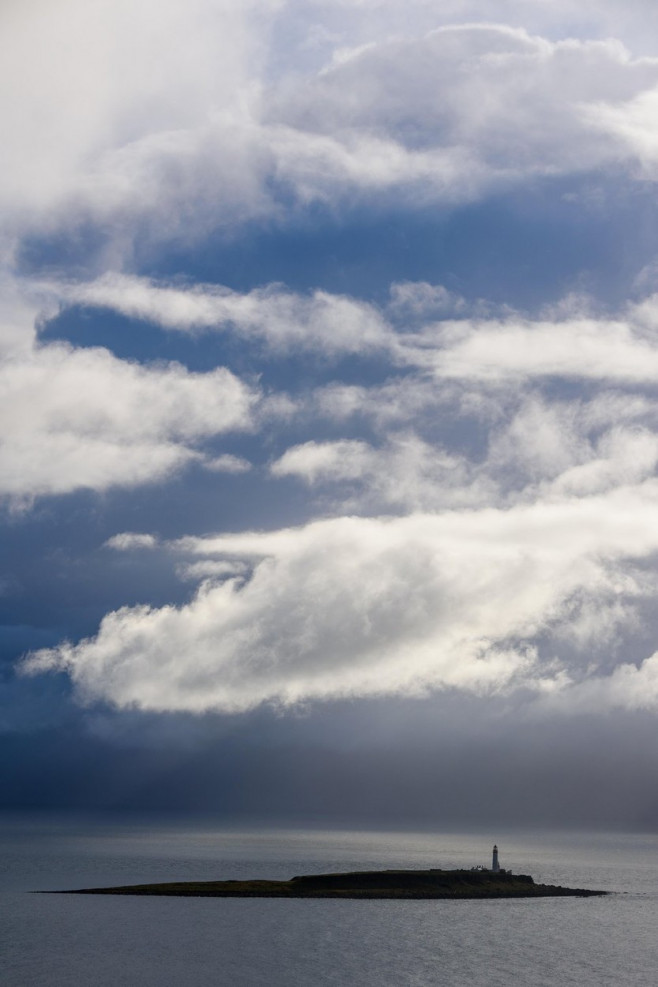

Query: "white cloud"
(273, 391), (658, 513)
(387, 281), (471, 321)
(31, 271), (658, 516)
(6, 10), (658, 255)
(43, 274), (658, 383)
(45, 273), (391, 355)
(547, 427), (658, 497)
(0, 273), (261, 504)
(410, 314), (658, 383)
(484, 395), (658, 494)
(204, 454), (252, 474)
(104, 533), (159, 551)
(312, 375), (460, 429)
(271, 439), (373, 483)
(0, 0), (274, 241)
(271, 435), (493, 510)
(536, 652), (658, 714)
(24, 483), (658, 713)
(263, 25), (658, 206)
(29, 272), (658, 515)
(583, 87), (658, 175)
(176, 559), (249, 582)
(0, 324), (256, 500)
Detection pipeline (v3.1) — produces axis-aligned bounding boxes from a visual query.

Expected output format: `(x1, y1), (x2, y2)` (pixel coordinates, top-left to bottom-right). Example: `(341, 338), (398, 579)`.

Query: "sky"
(4, 0), (658, 829)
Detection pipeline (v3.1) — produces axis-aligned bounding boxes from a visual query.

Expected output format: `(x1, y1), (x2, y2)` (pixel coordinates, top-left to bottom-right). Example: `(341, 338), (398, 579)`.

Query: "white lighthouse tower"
(492, 844), (500, 873)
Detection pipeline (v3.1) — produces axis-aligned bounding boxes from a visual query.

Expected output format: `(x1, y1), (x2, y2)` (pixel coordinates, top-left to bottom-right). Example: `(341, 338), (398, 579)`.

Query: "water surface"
(2, 821), (656, 986)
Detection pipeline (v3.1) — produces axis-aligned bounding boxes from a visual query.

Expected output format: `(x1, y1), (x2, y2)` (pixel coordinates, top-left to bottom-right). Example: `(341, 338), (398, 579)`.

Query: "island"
(57, 868), (606, 899)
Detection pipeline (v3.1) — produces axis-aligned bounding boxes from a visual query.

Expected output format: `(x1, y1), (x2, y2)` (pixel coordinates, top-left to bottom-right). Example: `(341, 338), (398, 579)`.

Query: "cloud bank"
(6, 8), (658, 253)
(25, 484), (658, 712)
(42, 273), (658, 381)
(21, 270), (658, 712)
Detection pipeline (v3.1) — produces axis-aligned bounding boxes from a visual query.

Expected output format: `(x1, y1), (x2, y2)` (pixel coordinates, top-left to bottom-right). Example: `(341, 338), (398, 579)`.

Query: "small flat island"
(54, 846), (605, 900)
(58, 868), (605, 900)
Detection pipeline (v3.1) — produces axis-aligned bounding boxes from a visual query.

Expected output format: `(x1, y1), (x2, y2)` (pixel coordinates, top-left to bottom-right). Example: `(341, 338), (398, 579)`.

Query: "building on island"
(470, 845), (508, 874)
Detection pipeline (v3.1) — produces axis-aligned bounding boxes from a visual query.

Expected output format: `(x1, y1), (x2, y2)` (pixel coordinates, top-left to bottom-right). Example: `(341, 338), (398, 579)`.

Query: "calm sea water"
(1, 819), (657, 986)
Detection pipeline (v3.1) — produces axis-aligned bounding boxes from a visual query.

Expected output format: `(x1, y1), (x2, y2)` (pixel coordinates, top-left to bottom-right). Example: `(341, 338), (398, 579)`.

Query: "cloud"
(44, 273), (658, 382)
(387, 281), (471, 320)
(291, 0), (658, 56)
(24, 482), (658, 713)
(271, 435), (492, 510)
(43, 273), (391, 355)
(104, 533), (159, 551)
(204, 454), (252, 474)
(271, 439), (373, 483)
(312, 375), (463, 429)
(263, 25), (658, 206)
(176, 559), (249, 582)
(536, 652), (658, 714)
(6, 10), (658, 260)
(403, 309), (658, 383)
(484, 394), (658, 495)
(0, 291), (256, 500)
(37, 272), (658, 516)
(0, 0), (273, 242)
(274, 398), (658, 521)
(12, 3), (658, 735)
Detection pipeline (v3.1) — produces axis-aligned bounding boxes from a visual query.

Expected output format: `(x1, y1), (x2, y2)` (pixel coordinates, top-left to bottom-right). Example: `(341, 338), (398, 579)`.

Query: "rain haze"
(5, 0), (658, 832)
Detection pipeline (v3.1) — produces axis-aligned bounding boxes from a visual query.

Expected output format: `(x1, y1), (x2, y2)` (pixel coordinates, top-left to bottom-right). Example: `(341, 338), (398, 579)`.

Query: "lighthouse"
(492, 845), (500, 873)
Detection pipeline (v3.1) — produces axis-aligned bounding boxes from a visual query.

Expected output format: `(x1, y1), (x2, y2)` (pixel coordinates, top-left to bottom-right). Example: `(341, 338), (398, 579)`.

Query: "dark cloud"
(3, 697), (657, 829)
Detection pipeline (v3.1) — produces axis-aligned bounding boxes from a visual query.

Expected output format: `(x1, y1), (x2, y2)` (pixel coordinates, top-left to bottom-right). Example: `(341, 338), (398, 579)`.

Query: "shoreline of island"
(50, 868), (607, 899)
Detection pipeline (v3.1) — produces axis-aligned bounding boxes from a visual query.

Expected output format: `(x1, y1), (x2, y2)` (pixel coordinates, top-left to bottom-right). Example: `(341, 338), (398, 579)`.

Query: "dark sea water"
(1, 820), (657, 986)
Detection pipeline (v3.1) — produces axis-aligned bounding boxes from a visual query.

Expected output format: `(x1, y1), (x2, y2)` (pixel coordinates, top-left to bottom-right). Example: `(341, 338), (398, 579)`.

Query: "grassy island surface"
(56, 868), (606, 899)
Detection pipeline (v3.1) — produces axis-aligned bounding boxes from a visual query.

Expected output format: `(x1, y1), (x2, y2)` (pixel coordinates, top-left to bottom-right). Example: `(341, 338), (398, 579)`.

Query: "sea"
(1, 819), (657, 986)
